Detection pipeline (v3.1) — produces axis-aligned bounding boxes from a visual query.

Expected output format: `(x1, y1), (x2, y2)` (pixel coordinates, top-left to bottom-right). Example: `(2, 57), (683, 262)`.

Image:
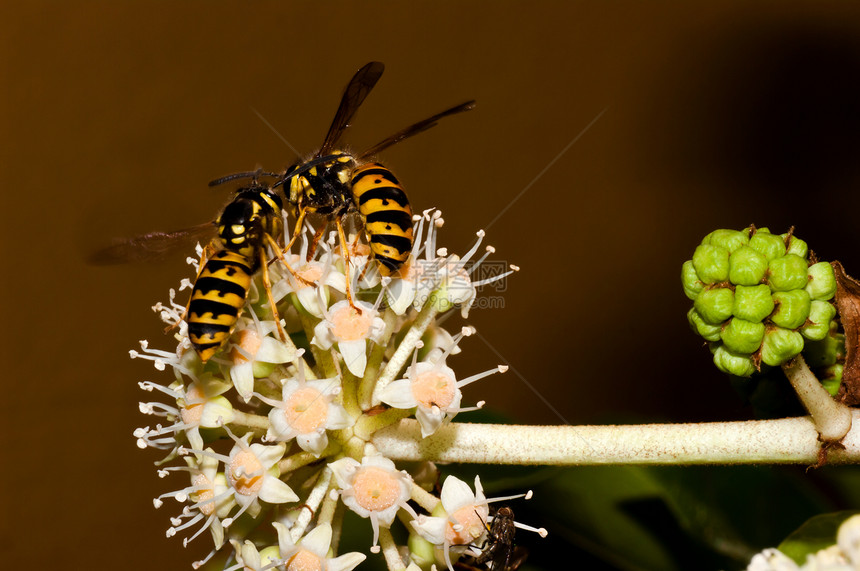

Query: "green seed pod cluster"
(683, 227), (838, 377)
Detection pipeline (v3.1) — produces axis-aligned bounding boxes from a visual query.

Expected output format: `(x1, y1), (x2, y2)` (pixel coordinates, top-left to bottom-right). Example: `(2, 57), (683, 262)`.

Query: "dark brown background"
(5, 2), (860, 568)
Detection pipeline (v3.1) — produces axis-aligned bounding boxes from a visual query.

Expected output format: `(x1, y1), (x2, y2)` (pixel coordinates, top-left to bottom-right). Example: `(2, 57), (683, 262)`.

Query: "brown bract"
(833, 262), (860, 405)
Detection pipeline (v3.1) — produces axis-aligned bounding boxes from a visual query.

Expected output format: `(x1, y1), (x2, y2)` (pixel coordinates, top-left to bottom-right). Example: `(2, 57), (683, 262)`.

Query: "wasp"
(91, 174), (291, 363)
(216, 62), (475, 307)
(455, 506), (528, 571)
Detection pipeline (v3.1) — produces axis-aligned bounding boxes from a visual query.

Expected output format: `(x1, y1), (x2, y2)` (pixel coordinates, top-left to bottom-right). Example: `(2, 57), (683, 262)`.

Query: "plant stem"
(373, 298), (439, 405)
(782, 354), (853, 442)
(372, 413), (860, 466)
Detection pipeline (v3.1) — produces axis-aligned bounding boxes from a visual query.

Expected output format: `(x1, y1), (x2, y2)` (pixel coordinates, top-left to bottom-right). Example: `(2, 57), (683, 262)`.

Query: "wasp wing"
(359, 100), (476, 160)
(88, 221), (218, 265)
(317, 61), (385, 158)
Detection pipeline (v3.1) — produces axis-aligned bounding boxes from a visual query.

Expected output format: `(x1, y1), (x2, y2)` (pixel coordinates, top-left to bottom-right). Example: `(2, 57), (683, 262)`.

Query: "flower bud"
(712, 344), (756, 377)
(770, 290), (811, 330)
(692, 244), (730, 284)
(728, 246), (768, 286)
(782, 233), (808, 259)
(687, 308), (722, 342)
(806, 261), (837, 301)
(694, 287), (734, 325)
(681, 260), (705, 300)
(733, 284), (774, 323)
(801, 300), (837, 341)
(760, 327), (804, 367)
(720, 318), (765, 354)
(767, 254), (809, 291)
(749, 231), (786, 261)
(703, 229), (749, 253)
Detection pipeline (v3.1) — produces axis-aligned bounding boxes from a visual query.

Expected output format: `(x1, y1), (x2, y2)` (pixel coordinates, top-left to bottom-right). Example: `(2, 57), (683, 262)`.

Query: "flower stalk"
(782, 354), (853, 442)
(372, 413), (860, 466)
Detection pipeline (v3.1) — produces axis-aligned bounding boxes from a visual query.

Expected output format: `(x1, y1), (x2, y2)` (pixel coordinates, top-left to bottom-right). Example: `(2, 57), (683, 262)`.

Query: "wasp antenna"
(208, 170), (281, 187)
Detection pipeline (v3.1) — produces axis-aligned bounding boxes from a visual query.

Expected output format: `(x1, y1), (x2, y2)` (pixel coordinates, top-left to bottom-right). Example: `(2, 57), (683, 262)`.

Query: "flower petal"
(339, 339), (368, 377)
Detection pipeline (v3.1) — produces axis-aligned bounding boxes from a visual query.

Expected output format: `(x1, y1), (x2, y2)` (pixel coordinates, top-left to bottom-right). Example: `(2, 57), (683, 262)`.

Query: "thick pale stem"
(372, 413), (860, 465)
(299, 313), (336, 378)
(782, 354), (853, 442)
(379, 527), (405, 571)
(290, 467), (332, 543)
(410, 483), (441, 513)
(229, 410), (269, 435)
(359, 307), (398, 410)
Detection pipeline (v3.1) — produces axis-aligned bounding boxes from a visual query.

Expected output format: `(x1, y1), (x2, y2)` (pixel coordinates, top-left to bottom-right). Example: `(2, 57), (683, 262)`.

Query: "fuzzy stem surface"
(372, 413), (860, 465)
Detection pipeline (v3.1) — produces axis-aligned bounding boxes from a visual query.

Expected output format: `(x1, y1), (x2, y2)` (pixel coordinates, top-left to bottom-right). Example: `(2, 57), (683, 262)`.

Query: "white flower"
(223, 435), (297, 523)
(157, 450), (234, 549)
(379, 328), (504, 437)
(136, 375), (234, 452)
(261, 373), (353, 456)
(227, 539), (281, 571)
(227, 317), (296, 402)
(273, 521), (366, 571)
(312, 300), (385, 377)
(837, 515), (860, 566)
(275, 253), (347, 318)
(747, 548), (800, 571)
(412, 475), (489, 570)
(329, 455), (415, 548)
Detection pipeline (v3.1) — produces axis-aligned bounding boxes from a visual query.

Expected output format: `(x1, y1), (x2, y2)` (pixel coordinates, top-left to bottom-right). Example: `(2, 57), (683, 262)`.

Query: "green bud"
(253, 361), (277, 378)
(733, 284), (775, 322)
(761, 327), (804, 367)
(408, 533), (436, 567)
(728, 246), (768, 286)
(767, 254), (809, 291)
(822, 376), (842, 397)
(782, 233), (809, 259)
(692, 244), (730, 284)
(694, 287), (735, 324)
(802, 300), (836, 341)
(820, 364), (843, 397)
(712, 344), (757, 377)
(770, 290), (811, 329)
(749, 231), (786, 261)
(806, 261), (837, 301)
(803, 326), (844, 368)
(720, 318), (765, 354)
(681, 260), (704, 300)
(705, 229), (749, 253)
(688, 308), (722, 342)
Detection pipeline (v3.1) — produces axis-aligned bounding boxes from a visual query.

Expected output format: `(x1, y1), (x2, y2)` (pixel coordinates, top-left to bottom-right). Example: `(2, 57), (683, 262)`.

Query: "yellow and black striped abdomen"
(188, 250), (255, 362)
(351, 162), (414, 275)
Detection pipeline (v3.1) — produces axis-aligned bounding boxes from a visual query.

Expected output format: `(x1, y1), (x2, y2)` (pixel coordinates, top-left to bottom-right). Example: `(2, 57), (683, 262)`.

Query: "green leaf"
(777, 511), (860, 564)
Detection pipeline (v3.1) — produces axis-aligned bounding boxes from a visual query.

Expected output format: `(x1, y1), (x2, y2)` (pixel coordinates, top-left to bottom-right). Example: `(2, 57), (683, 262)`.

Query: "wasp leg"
(335, 217), (360, 312)
(306, 224), (326, 262)
(282, 207), (308, 256)
(264, 233), (315, 288)
(258, 246), (288, 343)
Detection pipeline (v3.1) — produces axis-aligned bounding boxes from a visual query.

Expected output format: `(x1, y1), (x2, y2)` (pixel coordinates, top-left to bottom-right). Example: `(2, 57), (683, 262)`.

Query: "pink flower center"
(446, 504), (488, 545)
(286, 549), (322, 571)
(230, 329), (262, 364)
(283, 387), (328, 434)
(180, 384), (205, 425)
(296, 264), (323, 290)
(330, 305), (373, 341)
(228, 449), (264, 496)
(352, 467), (401, 512)
(411, 370), (456, 409)
(190, 473), (215, 516)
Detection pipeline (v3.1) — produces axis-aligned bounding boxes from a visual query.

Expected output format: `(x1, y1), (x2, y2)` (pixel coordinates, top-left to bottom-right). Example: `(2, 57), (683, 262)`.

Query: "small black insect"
(455, 506), (528, 571)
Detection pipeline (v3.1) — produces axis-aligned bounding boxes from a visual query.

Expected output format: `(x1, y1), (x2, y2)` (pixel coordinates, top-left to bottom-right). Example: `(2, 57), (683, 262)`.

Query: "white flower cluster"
(133, 210), (528, 570)
(747, 515), (860, 571)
